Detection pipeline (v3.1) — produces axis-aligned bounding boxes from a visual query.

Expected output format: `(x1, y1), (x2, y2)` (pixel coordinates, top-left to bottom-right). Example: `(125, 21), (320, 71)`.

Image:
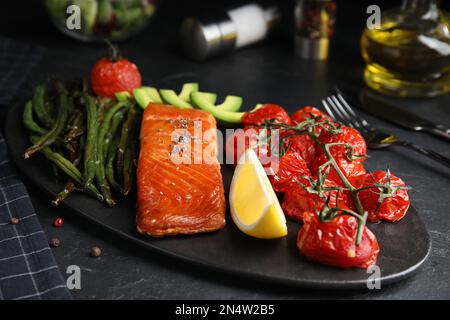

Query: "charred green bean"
(64, 110), (84, 144)
(32, 84), (54, 129)
(29, 137), (103, 201)
(83, 93), (98, 188)
(122, 108), (138, 195)
(52, 180), (75, 206)
(23, 100), (47, 135)
(24, 85), (70, 158)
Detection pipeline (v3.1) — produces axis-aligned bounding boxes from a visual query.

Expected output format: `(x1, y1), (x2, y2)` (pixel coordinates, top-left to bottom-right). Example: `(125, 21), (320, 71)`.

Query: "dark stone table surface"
(1, 0), (449, 299)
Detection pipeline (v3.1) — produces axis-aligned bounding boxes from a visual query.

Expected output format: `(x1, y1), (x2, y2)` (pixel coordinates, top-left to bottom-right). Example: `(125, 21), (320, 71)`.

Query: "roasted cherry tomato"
(225, 128), (256, 165)
(352, 171), (410, 222)
(269, 150), (311, 193)
(281, 179), (351, 222)
(318, 126), (367, 161)
(291, 106), (332, 125)
(242, 104), (292, 127)
(285, 134), (317, 167)
(91, 56), (142, 98)
(225, 127), (279, 170)
(311, 153), (366, 185)
(297, 212), (380, 269)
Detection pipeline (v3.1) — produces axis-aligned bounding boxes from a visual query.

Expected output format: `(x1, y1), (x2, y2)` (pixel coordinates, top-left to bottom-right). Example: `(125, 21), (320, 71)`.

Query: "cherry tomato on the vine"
(281, 179), (351, 222)
(225, 127), (280, 171)
(291, 106), (332, 125)
(285, 134), (317, 168)
(351, 171), (410, 223)
(318, 126), (367, 161)
(242, 104), (292, 127)
(269, 150), (311, 193)
(91, 57), (142, 98)
(311, 153), (366, 186)
(297, 212), (380, 269)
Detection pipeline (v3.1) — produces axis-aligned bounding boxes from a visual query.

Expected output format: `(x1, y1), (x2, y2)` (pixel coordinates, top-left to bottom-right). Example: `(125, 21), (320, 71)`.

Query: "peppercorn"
(10, 217), (20, 225)
(53, 217), (64, 228)
(90, 246), (102, 257)
(49, 238), (61, 248)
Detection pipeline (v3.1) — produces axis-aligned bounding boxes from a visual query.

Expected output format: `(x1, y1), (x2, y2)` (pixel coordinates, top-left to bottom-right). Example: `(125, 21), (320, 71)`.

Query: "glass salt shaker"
(180, 2), (281, 61)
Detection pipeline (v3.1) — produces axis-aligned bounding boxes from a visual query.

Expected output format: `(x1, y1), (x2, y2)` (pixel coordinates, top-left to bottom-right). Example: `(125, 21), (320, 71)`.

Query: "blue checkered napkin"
(0, 37), (71, 300)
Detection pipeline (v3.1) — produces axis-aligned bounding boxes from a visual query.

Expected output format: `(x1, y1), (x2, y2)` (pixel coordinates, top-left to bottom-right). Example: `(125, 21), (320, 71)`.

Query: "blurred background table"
(1, 0), (449, 299)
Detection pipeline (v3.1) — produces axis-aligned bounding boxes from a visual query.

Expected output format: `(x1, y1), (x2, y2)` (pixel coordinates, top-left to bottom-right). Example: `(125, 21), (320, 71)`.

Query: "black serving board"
(5, 101), (431, 290)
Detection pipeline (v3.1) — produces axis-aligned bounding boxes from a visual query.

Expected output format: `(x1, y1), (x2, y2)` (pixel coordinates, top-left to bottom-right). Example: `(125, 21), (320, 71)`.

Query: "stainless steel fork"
(321, 88), (450, 168)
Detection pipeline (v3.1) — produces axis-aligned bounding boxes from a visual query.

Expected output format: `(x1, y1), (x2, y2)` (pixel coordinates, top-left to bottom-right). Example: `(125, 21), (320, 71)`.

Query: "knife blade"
(357, 90), (450, 143)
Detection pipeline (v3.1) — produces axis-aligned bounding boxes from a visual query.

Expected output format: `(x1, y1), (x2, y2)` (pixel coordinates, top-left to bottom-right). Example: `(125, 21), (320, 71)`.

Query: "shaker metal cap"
(180, 15), (237, 61)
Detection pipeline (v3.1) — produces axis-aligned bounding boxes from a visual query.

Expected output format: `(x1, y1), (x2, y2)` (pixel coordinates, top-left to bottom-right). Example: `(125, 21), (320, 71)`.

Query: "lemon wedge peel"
(229, 149), (288, 239)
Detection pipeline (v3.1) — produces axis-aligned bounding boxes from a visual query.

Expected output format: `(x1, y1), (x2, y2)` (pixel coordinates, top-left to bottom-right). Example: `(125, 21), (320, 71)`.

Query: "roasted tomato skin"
(352, 171), (410, 223)
(282, 179), (351, 222)
(270, 150), (310, 193)
(287, 107), (337, 167)
(242, 104), (292, 126)
(91, 57), (142, 98)
(225, 128), (257, 165)
(297, 212), (380, 269)
(318, 126), (367, 161)
(311, 153), (367, 185)
(291, 106), (332, 124)
(286, 134), (317, 167)
(225, 127), (279, 171)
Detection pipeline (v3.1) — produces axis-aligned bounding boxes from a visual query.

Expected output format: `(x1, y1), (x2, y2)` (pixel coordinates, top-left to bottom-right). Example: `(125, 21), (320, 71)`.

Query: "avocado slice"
(191, 92), (244, 124)
(142, 87), (162, 104)
(115, 91), (131, 102)
(160, 89), (193, 109)
(215, 95), (243, 112)
(193, 92), (243, 112)
(133, 87), (164, 109)
(199, 92), (217, 105)
(133, 88), (152, 109)
(178, 83), (199, 102)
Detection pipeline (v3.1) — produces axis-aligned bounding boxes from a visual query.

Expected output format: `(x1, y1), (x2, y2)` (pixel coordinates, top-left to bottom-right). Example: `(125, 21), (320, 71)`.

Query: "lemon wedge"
(229, 149), (288, 239)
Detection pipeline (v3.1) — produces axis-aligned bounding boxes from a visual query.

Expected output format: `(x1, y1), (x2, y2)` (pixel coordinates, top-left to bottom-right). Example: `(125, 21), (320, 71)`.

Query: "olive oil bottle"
(361, 0), (450, 97)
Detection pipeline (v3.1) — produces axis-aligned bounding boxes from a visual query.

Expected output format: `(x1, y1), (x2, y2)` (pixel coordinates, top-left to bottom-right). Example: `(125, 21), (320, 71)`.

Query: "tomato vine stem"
(263, 117), (368, 245)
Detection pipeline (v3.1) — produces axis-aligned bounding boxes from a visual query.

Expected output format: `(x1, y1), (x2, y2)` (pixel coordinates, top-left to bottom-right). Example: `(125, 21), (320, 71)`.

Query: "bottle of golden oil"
(361, 0), (450, 97)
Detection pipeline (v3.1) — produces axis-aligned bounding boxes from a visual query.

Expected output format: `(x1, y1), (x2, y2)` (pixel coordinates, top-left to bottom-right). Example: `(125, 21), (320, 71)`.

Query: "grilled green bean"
(52, 180), (75, 206)
(105, 135), (122, 192)
(29, 136), (103, 201)
(24, 85), (70, 158)
(100, 103), (128, 155)
(23, 100), (47, 135)
(64, 110), (84, 144)
(122, 108), (138, 195)
(23, 100), (71, 148)
(106, 108), (127, 155)
(32, 84), (54, 129)
(104, 109), (126, 189)
(53, 137), (83, 206)
(95, 102), (128, 206)
(83, 93), (98, 188)
(117, 107), (135, 184)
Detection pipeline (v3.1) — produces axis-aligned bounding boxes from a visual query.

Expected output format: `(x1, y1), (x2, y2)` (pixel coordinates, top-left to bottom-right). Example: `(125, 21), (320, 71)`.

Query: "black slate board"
(5, 102), (431, 290)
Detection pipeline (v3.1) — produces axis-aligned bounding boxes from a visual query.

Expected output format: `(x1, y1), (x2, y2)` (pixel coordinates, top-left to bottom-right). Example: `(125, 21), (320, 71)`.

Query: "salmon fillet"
(137, 104), (226, 237)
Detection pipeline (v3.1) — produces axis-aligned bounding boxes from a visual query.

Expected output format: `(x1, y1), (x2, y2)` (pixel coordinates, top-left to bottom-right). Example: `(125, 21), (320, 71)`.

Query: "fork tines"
(321, 89), (374, 134)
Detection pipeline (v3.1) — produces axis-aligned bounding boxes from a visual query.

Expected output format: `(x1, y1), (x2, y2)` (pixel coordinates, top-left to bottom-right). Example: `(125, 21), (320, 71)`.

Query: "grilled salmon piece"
(137, 104), (226, 237)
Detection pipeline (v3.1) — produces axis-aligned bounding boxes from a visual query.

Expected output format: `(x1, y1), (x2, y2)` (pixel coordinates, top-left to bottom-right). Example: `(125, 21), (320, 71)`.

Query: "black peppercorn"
(49, 238), (61, 248)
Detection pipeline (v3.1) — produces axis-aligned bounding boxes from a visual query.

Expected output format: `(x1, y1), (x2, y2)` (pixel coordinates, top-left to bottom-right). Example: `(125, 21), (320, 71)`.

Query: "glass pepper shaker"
(294, 0), (337, 60)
